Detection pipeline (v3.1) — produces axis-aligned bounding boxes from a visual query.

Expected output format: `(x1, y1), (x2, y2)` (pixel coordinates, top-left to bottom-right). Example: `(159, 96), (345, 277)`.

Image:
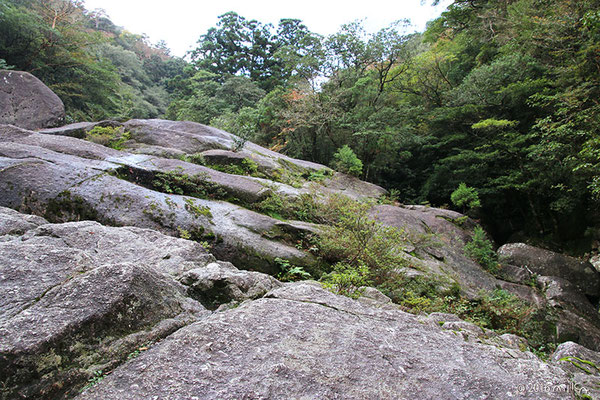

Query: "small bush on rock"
(464, 226), (499, 274)
(318, 196), (409, 285)
(321, 262), (370, 299)
(275, 258), (312, 282)
(86, 126), (130, 150)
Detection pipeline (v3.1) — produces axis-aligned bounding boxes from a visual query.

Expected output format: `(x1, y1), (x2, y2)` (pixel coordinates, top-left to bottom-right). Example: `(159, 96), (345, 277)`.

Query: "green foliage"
(114, 167), (229, 203)
(464, 226), (498, 274)
(0, 58), (13, 69)
(179, 153), (206, 166)
(382, 278), (556, 354)
(332, 145), (363, 177)
(471, 119), (518, 131)
(275, 257), (312, 282)
(80, 370), (106, 393)
(207, 159), (260, 177)
(0, 0), (183, 120)
(558, 356), (600, 375)
(378, 189), (402, 205)
(183, 197), (212, 219)
(211, 107), (260, 152)
(316, 195), (409, 286)
(304, 169), (331, 183)
(190, 12), (323, 91)
(254, 191), (286, 220)
(321, 262), (370, 299)
(450, 183), (481, 211)
(85, 126), (130, 150)
(379, 274), (454, 313)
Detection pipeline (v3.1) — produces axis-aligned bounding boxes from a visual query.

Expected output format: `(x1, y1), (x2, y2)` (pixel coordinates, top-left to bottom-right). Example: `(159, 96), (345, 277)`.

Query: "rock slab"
(78, 283), (575, 400)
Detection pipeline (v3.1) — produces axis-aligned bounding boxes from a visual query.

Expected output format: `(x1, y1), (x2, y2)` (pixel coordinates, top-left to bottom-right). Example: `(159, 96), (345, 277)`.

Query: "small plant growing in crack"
(80, 370), (107, 393)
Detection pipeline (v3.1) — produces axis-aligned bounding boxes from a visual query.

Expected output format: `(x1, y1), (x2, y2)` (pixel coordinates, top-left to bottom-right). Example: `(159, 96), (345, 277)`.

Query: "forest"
(1, 0), (599, 253)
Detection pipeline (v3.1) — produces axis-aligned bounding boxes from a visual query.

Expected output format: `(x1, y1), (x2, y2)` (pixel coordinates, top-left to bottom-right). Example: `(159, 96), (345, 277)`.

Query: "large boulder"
(0, 70), (65, 129)
(77, 282), (574, 400)
(0, 207), (280, 399)
(498, 243), (600, 298)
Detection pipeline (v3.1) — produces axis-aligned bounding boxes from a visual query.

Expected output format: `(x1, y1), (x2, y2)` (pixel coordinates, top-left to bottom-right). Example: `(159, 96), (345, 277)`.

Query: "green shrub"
(275, 258), (312, 282)
(464, 226), (498, 274)
(318, 196), (409, 285)
(321, 262), (370, 299)
(304, 168), (333, 182)
(211, 107), (259, 152)
(332, 145), (363, 177)
(254, 191), (286, 220)
(451, 183), (481, 211)
(180, 153), (206, 165)
(379, 274), (452, 313)
(0, 59), (14, 69)
(378, 188), (402, 205)
(207, 158), (260, 177)
(86, 126), (130, 150)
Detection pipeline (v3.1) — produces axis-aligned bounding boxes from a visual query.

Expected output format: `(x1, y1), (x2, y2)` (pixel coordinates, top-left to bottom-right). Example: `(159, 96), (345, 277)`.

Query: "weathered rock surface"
(551, 342), (600, 399)
(77, 282), (575, 400)
(0, 207), (280, 399)
(43, 118), (386, 200)
(0, 124), (316, 273)
(537, 276), (600, 351)
(498, 242), (600, 298)
(3, 208), (600, 399)
(371, 204), (497, 296)
(2, 119), (600, 352)
(180, 261), (282, 310)
(38, 120), (121, 139)
(0, 70), (64, 129)
(0, 206), (47, 236)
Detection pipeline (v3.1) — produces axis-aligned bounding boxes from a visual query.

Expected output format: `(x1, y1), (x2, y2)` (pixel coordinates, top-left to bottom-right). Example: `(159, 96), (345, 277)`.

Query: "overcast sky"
(83, 0), (453, 57)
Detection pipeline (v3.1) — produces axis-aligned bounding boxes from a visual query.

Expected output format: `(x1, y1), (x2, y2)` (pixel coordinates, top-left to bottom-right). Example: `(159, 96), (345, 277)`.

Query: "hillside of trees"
(1, 0), (599, 253)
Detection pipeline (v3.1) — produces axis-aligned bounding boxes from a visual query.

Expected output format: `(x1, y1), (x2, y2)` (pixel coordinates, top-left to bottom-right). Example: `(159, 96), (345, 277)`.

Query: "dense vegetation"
(0, 0), (185, 121)
(2, 0), (599, 252)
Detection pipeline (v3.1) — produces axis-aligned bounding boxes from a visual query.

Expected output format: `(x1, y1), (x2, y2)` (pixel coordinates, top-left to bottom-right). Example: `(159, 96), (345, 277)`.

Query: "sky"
(83, 0), (453, 57)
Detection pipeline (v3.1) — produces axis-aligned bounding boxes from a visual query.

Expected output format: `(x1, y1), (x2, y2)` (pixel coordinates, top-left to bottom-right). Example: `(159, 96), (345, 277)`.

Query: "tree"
(333, 145), (363, 176)
(451, 183), (481, 212)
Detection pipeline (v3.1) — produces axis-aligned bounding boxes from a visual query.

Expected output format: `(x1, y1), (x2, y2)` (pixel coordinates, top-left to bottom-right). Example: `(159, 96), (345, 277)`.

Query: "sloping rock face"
(42, 118), (387, 200)
(4, 206), (590, 399)
(498, 243), (600, 298)
(77, 282), (576, 400)
(0, 207), (280, 399)
(0, 70), (64, 129)
(2, 119), (600, 353)
(0, 124), (316, 274)
(371, 204), (498, 296)
(1, 204), (599, 399)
